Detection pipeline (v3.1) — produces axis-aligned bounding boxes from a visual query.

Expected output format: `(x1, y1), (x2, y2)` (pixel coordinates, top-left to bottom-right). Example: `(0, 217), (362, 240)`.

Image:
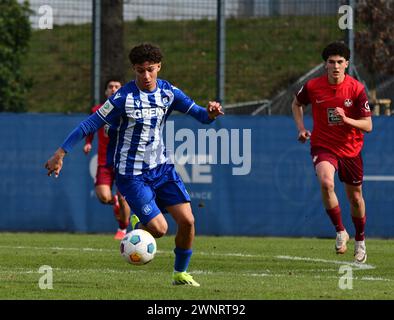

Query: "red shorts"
(311, 146), (363, 186)
(95, 165), (115, 187)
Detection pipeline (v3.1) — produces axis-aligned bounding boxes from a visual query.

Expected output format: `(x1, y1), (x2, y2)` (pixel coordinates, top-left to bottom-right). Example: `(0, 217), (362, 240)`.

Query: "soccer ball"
(120, 229), (157, 265)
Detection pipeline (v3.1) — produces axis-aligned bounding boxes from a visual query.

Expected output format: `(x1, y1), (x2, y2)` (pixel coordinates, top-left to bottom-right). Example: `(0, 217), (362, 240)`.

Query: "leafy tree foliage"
(0, 0), (32, 112)
(355, 0), (394, 76)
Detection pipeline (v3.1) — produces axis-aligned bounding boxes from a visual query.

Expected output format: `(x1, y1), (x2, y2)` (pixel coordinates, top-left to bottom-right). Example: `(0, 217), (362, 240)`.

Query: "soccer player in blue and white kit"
(45, 43), (224, 286)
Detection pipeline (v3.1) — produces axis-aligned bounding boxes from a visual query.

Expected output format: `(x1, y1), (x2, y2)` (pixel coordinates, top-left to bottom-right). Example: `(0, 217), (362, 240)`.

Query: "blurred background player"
(83, 79), (131, 240)
(291, 41), (372, 263)
(45, 42), (224, 286)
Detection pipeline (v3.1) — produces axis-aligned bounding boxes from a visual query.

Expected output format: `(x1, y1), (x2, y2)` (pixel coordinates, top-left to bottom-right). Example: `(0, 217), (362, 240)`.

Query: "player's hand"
(207, 101), (224, 120)
(83, 143), (92, 155)
(335, 107), (346, 122)
(297, 129), (311, 143)
(45, 148), (66, 178)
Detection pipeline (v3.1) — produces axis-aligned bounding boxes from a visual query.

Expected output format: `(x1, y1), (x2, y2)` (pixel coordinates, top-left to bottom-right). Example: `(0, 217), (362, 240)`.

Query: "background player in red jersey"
(291, 42), (372, 263)
(83, 79), (131, 240)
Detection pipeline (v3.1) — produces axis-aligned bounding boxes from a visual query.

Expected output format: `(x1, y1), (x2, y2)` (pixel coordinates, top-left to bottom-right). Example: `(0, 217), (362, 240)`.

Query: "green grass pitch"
(0, 232), (393, 300)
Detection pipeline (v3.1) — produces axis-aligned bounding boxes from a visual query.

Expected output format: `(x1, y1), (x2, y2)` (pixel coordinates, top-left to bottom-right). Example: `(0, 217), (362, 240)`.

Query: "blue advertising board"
(0, 113), (393, 237)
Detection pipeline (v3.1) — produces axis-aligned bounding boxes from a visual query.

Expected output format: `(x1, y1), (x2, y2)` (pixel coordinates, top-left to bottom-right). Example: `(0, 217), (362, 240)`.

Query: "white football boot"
(335, 230), (349, 254)
(354, 240), (367, 264)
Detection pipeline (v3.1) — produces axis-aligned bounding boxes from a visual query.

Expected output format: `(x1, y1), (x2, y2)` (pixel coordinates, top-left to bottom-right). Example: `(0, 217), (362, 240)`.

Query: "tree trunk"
(100, 0), (124, 103)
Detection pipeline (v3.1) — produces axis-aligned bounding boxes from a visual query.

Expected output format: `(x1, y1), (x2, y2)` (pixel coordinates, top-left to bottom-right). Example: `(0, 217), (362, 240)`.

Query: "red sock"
(326, 206), (345, 232)
(118, 220), (129, 230)
(352, 215), (366, 241)
(113, 197), (120, 220)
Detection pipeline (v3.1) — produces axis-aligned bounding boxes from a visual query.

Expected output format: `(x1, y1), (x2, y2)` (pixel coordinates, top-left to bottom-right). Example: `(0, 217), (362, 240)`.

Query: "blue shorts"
(115, 163), (191, 225)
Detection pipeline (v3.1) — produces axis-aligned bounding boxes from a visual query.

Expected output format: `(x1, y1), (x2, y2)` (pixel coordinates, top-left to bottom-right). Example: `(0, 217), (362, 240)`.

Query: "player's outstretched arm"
(172, 86), (223, 123)
(83, 143), (92, 155)
(45, 148), (66, 178)
(334, 107), (373, 133)
(45, 112), (106, 177)
(83, 131), (94, 155)
(291, 96), (311, 143)
(207, 101), (224, 120)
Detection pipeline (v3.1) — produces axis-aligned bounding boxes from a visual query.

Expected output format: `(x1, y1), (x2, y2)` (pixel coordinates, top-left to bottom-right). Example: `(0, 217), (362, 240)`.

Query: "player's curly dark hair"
(128, 43), (163, 65)
(321, 41), (350, 61)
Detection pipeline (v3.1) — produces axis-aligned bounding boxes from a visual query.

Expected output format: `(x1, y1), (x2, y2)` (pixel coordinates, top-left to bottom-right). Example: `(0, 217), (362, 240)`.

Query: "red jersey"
(85, 104), (111, 166)
(296, 74), (371, 158)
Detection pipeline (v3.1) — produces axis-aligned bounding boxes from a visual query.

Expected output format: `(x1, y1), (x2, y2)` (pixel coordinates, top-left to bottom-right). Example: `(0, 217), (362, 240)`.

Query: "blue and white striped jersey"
(95, 79), (212, 176)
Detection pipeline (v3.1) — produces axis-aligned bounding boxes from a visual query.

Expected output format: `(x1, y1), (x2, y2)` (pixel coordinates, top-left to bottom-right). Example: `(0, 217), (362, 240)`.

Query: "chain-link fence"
(21, 0), (92, 112)
(20, 0), (366, 114)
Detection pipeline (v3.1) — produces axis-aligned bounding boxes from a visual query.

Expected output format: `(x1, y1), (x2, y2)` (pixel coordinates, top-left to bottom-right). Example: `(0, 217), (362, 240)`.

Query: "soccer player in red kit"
(83, 79), (131, 240)
(291, 42), (372, 263)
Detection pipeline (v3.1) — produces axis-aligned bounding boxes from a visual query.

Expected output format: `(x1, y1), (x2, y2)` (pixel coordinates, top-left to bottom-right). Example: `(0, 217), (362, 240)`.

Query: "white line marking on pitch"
(276, 255), (375, 270)
(0, 245), (260, 258)
(0, 245), (380, 270)
(0, 245), (116, 252)
(1, 268), (390, 282)
(187, 270), (392, 282)
(0, 245), (380, 272)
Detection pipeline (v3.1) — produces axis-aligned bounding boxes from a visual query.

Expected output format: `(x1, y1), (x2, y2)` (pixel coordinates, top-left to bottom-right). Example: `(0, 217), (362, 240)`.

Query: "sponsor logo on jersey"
(327, 108), (342, 124)
(127, 107), (166, 119)
(98, 101), (114, 118)
(364, 101), (370, 111)
(161, 95), (171, 107)
(344, 99), (353, 107)
(114, 92), (122, 100)
(142, 204), (152, 215)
